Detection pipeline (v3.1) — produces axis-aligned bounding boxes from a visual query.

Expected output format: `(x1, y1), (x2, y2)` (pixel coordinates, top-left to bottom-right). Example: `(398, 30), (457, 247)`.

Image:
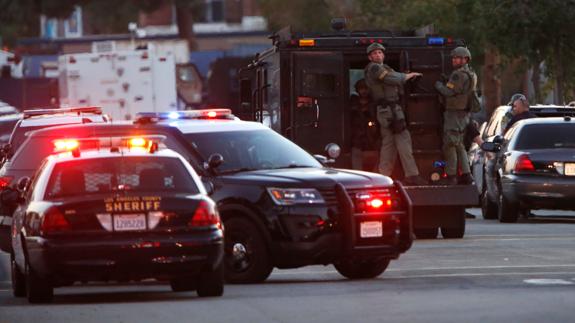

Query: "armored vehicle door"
(291, 52), (344, 155)
(400, 48), (451, 179)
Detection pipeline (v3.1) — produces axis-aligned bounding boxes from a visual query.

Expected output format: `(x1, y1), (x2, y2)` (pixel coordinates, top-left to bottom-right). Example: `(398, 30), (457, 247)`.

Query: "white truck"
(58, 48), (178, 120)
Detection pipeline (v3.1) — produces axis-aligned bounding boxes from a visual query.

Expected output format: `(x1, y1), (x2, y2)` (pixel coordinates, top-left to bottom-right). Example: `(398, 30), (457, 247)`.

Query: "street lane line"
(271, 271), (575, 280)
(273, 264), (575, 277)
(524, 279), (574, 285)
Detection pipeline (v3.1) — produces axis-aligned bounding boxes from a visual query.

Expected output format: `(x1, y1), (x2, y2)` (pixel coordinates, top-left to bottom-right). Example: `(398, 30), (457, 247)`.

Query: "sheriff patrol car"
(6, 136), (224, 303)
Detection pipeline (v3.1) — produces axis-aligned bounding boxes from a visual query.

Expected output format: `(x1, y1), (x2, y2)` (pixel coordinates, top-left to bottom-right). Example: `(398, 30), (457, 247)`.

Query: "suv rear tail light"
(41, 207), (71, 234)
(0, 176), (13, 189)
(188, 200), (221, 229)
(514, 154), (535, 173)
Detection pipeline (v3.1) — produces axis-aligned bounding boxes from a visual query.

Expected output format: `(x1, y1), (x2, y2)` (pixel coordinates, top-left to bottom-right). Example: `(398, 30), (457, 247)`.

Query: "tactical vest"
(364, 63), (402, 102)
(445, 65), (476, 111)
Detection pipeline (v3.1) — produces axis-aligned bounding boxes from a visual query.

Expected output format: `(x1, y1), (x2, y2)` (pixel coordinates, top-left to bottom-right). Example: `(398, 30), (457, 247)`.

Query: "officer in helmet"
(364, 43), (427, 185)
(435, 46), (477, 185)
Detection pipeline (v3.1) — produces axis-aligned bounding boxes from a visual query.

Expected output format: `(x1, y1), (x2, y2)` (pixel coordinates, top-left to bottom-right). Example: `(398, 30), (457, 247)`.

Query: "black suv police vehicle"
(136, 110), (413, 283)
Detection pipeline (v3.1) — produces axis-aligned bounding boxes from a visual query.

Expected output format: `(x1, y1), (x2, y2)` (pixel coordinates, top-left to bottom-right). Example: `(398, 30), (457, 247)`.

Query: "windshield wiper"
(218, 167), (258, 174)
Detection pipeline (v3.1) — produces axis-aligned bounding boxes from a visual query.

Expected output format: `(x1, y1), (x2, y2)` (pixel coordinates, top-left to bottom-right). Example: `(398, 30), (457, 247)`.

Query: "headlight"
(267, 188), (325, 205)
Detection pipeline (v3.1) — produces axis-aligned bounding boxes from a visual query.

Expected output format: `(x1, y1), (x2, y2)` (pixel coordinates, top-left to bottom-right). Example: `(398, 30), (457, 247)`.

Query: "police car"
(6, 136), (224, 303)
(135, 109), (413, 284)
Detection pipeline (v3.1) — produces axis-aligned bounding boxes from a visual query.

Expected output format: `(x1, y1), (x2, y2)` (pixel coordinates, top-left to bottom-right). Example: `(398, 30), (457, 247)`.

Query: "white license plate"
(565, 163), (575, 176)
(360, 221), (383, 238)
(114, 214), (146, 231)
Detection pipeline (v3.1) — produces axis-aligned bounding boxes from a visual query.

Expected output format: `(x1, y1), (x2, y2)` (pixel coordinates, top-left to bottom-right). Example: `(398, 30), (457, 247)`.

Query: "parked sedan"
(472, 104), (575, 219)
(481, 117), (575, 222)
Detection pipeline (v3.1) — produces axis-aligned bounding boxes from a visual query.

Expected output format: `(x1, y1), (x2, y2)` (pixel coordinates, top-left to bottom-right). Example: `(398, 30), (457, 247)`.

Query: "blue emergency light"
(427, 37), (445, 45)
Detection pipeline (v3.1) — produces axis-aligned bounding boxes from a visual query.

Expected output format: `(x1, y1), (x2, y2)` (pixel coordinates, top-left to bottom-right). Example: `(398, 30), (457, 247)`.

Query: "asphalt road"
(1, 209), (574, 323)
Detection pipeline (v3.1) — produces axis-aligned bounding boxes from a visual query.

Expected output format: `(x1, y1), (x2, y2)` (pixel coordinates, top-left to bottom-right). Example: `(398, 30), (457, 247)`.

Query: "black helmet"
(367, 43), (385, 54)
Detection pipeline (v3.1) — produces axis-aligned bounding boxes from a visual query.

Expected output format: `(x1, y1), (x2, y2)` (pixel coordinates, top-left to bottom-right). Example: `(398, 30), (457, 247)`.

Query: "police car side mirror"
(206, 153), (224, 170)
(16, 177), (30, 193)
(493, 135), (504, 144)
(480, 142), (500, 153)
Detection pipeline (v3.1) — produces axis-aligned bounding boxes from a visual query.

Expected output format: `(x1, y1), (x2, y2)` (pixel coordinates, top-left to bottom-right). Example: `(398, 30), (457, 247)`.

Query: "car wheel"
(169, 277), (196, 292)
(414, 227), (438, 239)
(11, 255), (26, 297)
(498, 190), (519, 223)
(224, 217), (272, 284)
(334, 258), (390, 279)
(440, 207), (466, 239)
(481, 188), (498, 220)
(25, 262), (53, 303)
(196, 263), (224, 297)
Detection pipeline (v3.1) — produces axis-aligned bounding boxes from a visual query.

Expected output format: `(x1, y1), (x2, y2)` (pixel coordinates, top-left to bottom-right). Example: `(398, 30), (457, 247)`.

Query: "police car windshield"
(45, 156), (200, 199)
(183, 129), (322, 173)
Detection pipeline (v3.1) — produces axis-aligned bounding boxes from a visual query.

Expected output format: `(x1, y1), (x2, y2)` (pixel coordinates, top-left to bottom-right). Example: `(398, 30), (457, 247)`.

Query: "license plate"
(565, 163), (575, 176)
(360, 221), (383, 238)
(113, 214), (146, 231)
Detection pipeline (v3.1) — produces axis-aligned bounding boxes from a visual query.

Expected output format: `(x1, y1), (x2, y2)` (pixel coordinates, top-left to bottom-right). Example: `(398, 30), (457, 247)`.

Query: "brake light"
(0, 176), (13, 189)
(188, 200), (221, 229)
(514, 154), (535, 173)
(41, 207), (70, 234)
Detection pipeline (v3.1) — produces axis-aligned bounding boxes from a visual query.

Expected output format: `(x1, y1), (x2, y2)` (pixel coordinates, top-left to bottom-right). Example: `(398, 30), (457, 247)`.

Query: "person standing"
(350, 79), (379, 171)
(364, 43), (427, 185)
(435, 46), (477, 185)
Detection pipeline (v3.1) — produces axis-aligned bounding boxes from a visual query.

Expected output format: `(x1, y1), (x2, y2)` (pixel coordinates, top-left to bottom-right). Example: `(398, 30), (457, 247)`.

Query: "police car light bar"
(135, 109), (235, 122)
(24, 106), (103, 119)
(52, 135), (166, 154)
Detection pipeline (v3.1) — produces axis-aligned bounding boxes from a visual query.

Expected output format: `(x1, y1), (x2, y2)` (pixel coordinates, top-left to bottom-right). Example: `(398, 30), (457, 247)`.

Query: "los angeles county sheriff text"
(105, 196), (162, 213)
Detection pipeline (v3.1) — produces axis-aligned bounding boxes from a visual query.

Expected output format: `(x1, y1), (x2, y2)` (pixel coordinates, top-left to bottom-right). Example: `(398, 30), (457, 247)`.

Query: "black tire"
(414, 227), (438, 239)
(334, 258), (390, 279)
(196, 263), (224, 297)
(11, 255), (26, 297)
(441, 207), (466, 239)
(26, 263), (53, 303)
(169, 277), (196, 292)
(224, 217), (272, 284)
(481, 188), (498, 220)
(498, 191), (519, 223)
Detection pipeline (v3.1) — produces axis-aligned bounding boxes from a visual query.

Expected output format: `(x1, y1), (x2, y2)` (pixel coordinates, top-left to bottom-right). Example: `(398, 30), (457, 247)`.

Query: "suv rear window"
(515, 123), (575, 149)
(45, 156), (200, 199)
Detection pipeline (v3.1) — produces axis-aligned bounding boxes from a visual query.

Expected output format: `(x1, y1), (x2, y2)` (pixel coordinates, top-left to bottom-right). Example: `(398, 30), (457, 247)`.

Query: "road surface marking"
(524, 279), (574, 285)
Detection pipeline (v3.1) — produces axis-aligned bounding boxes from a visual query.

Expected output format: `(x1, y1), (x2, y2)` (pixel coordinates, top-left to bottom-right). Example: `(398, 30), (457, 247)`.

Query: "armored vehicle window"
(515, 123), (575, 150)
(303, 73), (336, 95)
(45, 156), (200, 199)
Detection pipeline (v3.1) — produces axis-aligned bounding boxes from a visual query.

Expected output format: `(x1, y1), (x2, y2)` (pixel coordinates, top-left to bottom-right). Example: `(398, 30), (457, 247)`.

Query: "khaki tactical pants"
(443, 110), (471, 176)
(376, 104), (419, 177)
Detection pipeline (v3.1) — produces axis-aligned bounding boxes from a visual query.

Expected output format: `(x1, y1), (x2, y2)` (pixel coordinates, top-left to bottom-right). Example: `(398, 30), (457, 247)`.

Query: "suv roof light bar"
(134, 109), (235, 123)
(23, 106), (103, 119)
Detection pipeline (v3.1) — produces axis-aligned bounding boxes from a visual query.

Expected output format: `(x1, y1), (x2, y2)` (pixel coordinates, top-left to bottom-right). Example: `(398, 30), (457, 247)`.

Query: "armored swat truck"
(237, 21), (479, 239)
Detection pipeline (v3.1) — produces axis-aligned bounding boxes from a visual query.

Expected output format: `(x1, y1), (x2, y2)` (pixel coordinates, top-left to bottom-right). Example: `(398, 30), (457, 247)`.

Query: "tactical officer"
(364, 43), (427, 185)
(435, 46), (477, 185)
